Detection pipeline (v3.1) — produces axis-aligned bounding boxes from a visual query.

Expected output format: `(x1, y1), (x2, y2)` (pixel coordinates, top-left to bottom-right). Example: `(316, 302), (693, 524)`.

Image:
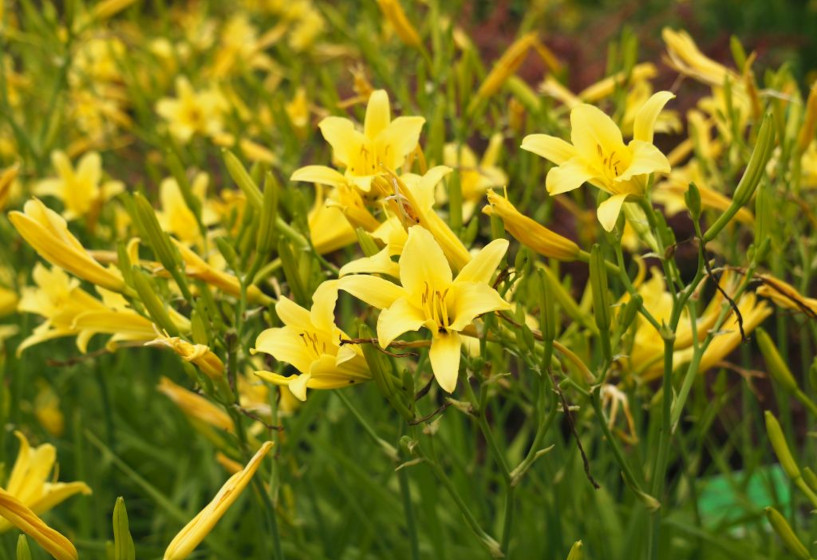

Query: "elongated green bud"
(566, 540), (583, 560)
(765, 411), (800, 480)
(215, 236), (240, 273)
(130, 193), (192, 301)
(617, 294), (642, 332)
(278, 239), (308, 306)
(113, 497), (136, 560)
(355, 228), (381, 258)
(765, 507), (811, 559)
(256, 172), (279, 258)
(685, 182), (702, 221)
(590, 244), (612, 362)
(191, 308), (209, 346)
(223, 150), (263, 209)
(16, 535), (31, 560)
(132, 267), (179, 337)
(757, 328), (798, 393)
(540, 265), (597, 334)
(704, 114), (775, 242)
(754, 180), (772, 245)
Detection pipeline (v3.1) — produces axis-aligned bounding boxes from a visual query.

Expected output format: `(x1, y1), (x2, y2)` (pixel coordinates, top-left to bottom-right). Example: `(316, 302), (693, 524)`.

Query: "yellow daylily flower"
(33, 150), (124, 221)
(156, 76), (228, 143)
(305, 89), (425, 192)
(622, 268), (771, 380)
(340, 226), (511, 392)
(253, 281), (370, 401)
(17, 264), (155, 355)
(1, 431), (91, 535)
(442, 134), (507, 221)
(9, 198), (126, 292)
(163, 441), (273, 560)
(662, 28), (737, 88)
(522, 91), (674, 231)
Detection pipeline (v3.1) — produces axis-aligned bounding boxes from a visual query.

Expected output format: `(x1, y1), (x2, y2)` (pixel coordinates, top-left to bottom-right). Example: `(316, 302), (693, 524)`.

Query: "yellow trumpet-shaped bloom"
(522, 91), (674, 231)
(9, 198), (126, 292)
(163, 441), (273, 560)
(33, 151), (124, 221)
(253, 281), (370, 401)
(302, 89), (425, 192)
(157, 173), (217, 246)
(0, 431), (91, 537)
(17, 264), (155, 355)
(340, 226), (511, 392)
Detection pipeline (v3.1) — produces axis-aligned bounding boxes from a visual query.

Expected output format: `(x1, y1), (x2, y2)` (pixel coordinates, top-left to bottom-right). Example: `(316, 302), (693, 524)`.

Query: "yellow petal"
(448, 282), (511, 331)
(399, 226), (452, 297)
(290, 165), (347, 187)
(163, 441), (273, 560)
(377, 116), (426, 170)
(597, 193), (629, 232)
(253, 326), (313, 374)
(376, 297), (427, 347)
(309, 280), (339, 334)
(545, 158), (595, 195)
(318, 117), (359, 167)
(339, 275), (405, 310)
(429, 332), (462, 393)
(363, 90), (391, 139)
(521, 134), (576, 165)
(0, 488), (78, 560)
(619, 141), (671, 181)
(633, 91), (675, 143)
(570, 104), (624, 158)
(339, 248), (400, 278)
(455, 238), (508, 285)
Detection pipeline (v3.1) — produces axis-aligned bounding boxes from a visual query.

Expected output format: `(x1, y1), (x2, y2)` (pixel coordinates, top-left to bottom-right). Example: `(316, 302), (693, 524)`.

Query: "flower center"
(299, 330), (329, 358)
(421, 281), (450, 333)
